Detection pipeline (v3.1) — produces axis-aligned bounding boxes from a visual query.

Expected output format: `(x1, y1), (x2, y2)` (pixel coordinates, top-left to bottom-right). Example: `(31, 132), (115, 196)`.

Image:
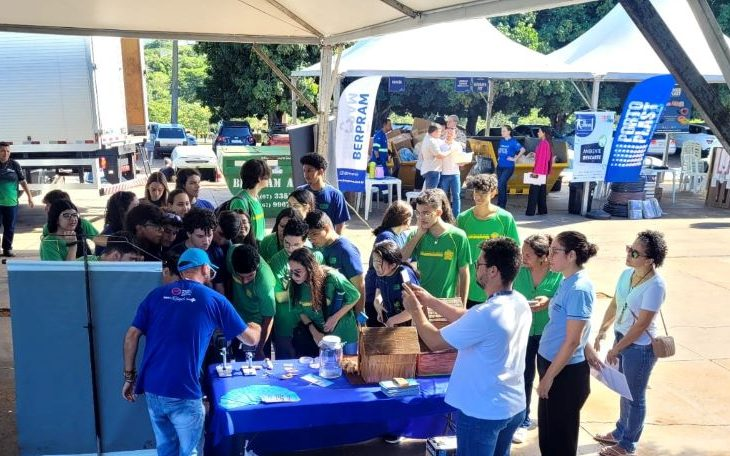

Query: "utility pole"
(171, 40), (179, 124)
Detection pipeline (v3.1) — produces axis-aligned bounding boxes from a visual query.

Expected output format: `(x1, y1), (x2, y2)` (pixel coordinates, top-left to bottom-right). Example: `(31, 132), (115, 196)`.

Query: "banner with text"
(336, 76), (382, 192)
(606, 75), (675, 182)
(571, 111), (616, 182)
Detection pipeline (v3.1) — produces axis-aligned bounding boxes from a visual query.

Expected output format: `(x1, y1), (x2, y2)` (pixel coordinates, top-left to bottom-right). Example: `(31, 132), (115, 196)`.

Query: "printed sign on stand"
(571, 111), (616, 182)
(454, 77), (472, 93)
(605, 75), (675, 182)
(655, 85), (692, 133)
(388, 77), (405, 93)
(473, 78), (489, 93)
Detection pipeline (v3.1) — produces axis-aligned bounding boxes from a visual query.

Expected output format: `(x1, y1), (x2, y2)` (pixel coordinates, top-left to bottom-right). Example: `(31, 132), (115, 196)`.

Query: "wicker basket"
(417, 339), (457, 377)
(358, 327), (420, 384)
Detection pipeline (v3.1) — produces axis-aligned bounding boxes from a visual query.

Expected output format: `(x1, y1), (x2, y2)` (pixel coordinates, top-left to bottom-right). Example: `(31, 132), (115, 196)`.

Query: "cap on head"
(177, 248), (218, 272)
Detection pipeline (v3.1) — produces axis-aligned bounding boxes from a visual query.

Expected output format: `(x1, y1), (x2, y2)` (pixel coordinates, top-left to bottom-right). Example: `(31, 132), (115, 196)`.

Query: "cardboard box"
(387, 129), (402, 140)
(389, 133), (413, 153)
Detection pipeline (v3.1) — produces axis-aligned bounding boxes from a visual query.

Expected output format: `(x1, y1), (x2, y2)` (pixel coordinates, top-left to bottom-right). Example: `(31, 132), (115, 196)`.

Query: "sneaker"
(512, 427), (528, 444)
(383, 435), (403, 444)
(2, 250), (15, 257)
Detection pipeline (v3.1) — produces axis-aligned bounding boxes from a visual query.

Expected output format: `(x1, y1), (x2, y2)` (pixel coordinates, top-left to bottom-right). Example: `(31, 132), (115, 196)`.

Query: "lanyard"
(488, 290), (514, 299)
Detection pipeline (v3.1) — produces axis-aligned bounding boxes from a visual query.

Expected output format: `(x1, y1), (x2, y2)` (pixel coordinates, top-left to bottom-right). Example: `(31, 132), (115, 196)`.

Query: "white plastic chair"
(679, 142), (708, 193)
(406, 181), (427, 206)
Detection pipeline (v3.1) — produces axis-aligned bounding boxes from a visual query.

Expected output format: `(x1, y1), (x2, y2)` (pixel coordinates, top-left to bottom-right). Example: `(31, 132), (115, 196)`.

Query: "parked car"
(646, 132), (677, 157)
(213, 120), (256, 153)
(154, 124), (188, 158)
(265, 123), (289, 146)
(186, 132), (198, 146)
(674, 124), (716, 157)
(171, 145), (218, 182)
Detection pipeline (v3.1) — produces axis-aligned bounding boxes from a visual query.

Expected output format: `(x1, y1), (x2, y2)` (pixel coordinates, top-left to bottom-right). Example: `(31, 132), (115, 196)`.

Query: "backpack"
(214, 194), (244, 217)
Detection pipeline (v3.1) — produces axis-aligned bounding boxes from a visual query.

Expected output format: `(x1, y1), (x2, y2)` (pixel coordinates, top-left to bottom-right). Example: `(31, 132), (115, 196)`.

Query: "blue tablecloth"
(206, 360), (454, 454)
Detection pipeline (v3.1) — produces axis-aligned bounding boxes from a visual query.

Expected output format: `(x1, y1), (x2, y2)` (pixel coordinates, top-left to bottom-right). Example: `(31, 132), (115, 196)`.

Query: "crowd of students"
(36, 150), (669, 456)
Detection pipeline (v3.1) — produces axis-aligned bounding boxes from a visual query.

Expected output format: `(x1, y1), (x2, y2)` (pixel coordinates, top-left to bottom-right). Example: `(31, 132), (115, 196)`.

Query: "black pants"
(526, 184), (547, 216)
(0, 205), (18, 251)
(537, 355), (590, 456)
(414, 169), (424, 192)
(523, 334), (541, 422)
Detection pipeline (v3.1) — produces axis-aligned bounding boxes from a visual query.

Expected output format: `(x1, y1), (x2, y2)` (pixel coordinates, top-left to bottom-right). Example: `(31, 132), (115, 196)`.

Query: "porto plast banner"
(605, 74), (676, 182)
(571, 111), (616, 182)
(335, 76), (382, 192)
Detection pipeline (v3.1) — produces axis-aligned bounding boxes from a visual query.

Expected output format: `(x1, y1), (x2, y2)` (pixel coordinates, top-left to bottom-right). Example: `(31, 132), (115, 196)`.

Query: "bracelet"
(66, 241), (79, 247)
(123, 369), (137, 382)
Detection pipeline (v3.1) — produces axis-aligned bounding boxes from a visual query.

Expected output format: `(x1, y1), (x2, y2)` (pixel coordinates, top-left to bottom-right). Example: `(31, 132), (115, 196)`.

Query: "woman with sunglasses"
(536, 230), (598, 455)
(40, 200), (81, 261)
(590, 231), (668, 456)
(288, 247), (361, 357)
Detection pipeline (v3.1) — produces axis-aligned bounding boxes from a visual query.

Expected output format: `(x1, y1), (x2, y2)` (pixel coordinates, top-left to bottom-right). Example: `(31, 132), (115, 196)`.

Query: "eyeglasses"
(208, 268), (217, 280)
(626, 245), (647, 259)
(414, 210), (435, 219)
(61, 212), (79, 220)
(549, 247), (566, 255)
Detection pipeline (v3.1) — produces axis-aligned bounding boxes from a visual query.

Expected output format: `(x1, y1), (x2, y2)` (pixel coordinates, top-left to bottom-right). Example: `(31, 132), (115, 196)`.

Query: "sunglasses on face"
(626, 245), (647, 259)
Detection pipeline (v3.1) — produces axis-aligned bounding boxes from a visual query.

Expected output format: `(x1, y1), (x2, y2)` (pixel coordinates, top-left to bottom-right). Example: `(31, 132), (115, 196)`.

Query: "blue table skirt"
(205, 359), (454, 454)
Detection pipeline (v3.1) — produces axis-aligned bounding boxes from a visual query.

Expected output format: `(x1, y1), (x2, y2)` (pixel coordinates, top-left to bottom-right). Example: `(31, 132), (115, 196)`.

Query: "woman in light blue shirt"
(537, 231), (598, 456)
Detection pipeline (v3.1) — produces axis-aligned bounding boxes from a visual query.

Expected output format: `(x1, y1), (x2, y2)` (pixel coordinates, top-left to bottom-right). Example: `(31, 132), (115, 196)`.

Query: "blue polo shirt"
(194, 198), (215, 210)
(132, 280), (246, 399)
(322, 237), (363, 280)
(538, 269), (594, 365)
(299, 184), (350, 226)
(497, 138), (523, 168)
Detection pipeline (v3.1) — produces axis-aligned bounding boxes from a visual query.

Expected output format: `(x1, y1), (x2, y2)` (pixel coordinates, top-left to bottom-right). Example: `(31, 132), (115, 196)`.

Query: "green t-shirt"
(228, 255), (276, 324)
(291, 269), (361, 344)
(40, 234), (70, 261)
(268, 248), (324, 338)
(42, 218), (99, 238)
(0, 160), (24, 206)
(456, 207), (520, 302)
(259, 233), (281, 263)
(230, 190), (265, 241)
(411, 225), (472, 299)
(513, 266), (563, 336)
(75, 255), (100, 262)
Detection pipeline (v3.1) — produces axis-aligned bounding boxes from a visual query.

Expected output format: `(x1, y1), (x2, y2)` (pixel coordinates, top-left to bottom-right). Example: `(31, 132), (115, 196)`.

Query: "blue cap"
(178, 248), (218, 272)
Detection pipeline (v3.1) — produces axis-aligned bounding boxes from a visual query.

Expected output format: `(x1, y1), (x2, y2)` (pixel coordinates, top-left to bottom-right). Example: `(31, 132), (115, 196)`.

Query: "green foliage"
(194, 43), (319, 123)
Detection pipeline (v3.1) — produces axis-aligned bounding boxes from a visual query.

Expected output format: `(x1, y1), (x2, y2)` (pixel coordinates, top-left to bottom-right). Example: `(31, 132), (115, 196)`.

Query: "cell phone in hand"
(400, 269), (411, 284)
(528, 300), (539, 307)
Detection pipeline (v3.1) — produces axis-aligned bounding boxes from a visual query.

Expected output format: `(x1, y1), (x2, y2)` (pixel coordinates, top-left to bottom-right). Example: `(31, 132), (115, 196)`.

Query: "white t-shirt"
(613, 268), (667, 345)
(438, 141), (463, 176)
(441, 291), (532, 420)
(420, 135), (444, 174)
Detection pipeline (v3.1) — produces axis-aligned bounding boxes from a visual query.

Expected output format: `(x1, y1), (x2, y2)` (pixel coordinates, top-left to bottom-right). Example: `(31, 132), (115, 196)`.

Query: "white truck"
(0, 32), (148, 188)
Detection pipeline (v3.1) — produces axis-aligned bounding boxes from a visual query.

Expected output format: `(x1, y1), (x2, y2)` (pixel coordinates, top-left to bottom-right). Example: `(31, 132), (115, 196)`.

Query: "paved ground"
(1, 170), (729, 455)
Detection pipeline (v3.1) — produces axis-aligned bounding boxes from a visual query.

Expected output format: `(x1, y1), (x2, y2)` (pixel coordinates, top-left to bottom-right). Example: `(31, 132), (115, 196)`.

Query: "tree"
(195, 43), (319, 124)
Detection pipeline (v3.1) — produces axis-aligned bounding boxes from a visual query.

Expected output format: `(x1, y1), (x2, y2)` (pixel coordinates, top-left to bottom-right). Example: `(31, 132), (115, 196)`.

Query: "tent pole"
(581, 76), (601, 216)
(687, 0), (730, 92)
(251, 45), (317, 116)
(317, 45), (340, 187)
(485, 79), (495, 134)
(290, 77), (298, 125)
(570, 79), (592, 108)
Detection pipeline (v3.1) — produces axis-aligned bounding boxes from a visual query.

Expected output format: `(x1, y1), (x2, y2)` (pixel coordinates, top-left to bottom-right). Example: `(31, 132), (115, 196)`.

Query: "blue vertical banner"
(335, 76), (382, 192)
(388, 77), (405, 93)
(454, 77), (472, 93)
(605, 75), (676, 182)
(473, 78), (489, 93)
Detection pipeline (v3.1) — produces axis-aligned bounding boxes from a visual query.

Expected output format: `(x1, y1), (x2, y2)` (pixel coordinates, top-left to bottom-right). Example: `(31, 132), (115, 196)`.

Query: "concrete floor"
(1, 172), (729, 455)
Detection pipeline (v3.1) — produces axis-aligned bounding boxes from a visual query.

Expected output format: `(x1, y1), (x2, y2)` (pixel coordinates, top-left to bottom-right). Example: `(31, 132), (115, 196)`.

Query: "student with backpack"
(226, 159), (271, 242)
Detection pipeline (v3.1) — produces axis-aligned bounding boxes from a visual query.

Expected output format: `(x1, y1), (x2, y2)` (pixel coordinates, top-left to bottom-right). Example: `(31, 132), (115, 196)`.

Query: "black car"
(213, 120), (256, 152)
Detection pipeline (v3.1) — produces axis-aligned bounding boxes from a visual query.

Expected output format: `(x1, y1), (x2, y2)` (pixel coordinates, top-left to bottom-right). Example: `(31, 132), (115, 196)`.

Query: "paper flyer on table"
(591, 364), (633, 401)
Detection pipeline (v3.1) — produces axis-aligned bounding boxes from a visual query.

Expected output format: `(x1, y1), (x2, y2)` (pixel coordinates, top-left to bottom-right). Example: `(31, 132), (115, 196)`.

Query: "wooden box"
(417, 297), (461, 376)
(358, 327), (420, 384)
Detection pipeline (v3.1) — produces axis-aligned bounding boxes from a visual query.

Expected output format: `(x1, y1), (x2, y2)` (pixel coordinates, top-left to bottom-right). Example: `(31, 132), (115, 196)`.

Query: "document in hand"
(591, 364), (633, 401)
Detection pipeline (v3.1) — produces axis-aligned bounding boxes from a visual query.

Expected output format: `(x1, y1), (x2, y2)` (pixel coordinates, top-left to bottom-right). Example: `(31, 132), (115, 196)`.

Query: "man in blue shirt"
(298, 153), (350, 234)
(305, 209), (364, 313)
(122, 248), (261, 456)
(372, 118), (392, 154)
(402, 237), (531, 456)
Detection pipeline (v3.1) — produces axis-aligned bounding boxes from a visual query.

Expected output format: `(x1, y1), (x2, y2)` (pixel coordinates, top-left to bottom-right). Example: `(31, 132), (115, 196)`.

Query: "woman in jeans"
(537, 230), (598, 455)
(590, 231), (668, 456)
(511, 234), (563, 444)
(495, 126), (525, 209)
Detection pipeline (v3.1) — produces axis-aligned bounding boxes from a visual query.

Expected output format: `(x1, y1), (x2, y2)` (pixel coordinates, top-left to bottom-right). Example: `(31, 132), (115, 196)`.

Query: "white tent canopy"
(293, 19), (593, 79)
(549, 0), (730, 82)
(0, 0), (593, 45)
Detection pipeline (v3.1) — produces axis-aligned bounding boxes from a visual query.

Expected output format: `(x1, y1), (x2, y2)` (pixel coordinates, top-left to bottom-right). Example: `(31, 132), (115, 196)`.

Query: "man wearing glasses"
(124, 203), (166, 261)
(123, 248), (261, 456)
(402, 237), (531, 456)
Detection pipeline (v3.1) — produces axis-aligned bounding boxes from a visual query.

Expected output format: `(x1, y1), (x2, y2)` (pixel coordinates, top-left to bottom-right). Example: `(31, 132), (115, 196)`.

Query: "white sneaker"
(512, 427), (528, 444)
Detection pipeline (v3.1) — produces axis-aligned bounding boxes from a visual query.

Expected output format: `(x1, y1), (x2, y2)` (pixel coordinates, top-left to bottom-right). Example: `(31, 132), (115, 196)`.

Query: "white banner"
(572, 111), (615, 182)
(335, 76), (382, 192)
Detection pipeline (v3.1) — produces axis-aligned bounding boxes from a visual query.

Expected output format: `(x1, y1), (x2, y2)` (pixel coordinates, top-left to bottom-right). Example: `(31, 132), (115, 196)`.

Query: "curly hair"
(524, 233), (553, 259)
(415, 188), (455, 224)
(481, 237), (521, 285)
(299, 153), (328, 171)
(636, 230), (668, 267)
(373, 200), (412, 236)
(555, 231), (598, 267)
(104, 191), (137, 232)
(182, 207), (217, 234)
(465, 174), (498, 194)
(289, 247), (326, 312)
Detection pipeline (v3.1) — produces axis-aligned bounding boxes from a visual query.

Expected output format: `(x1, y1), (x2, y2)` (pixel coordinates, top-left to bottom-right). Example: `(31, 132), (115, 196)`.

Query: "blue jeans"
(611, 332), (657, 453)
(496, 167), (514, 209)
(0, 205), (18, 251)
(456, 409), (524, 456)
(146, 393), (204, 456)
(439, 174), (461, 215)
(423, 171), (441, 189)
